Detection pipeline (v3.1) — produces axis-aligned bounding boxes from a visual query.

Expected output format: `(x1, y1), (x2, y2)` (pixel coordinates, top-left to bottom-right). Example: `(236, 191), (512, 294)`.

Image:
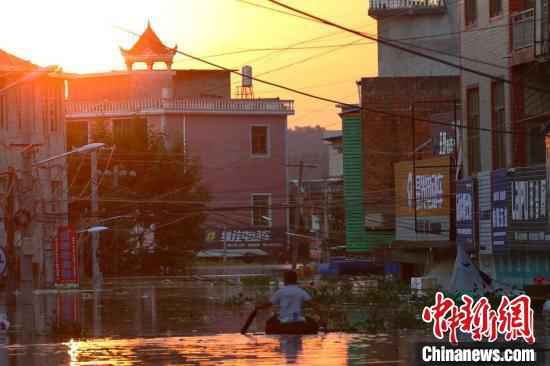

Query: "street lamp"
(33, 143), (106, 167)
(31, 142), (106, 289)
(77, 225), (109, 290)
(78, 226), (109, 234)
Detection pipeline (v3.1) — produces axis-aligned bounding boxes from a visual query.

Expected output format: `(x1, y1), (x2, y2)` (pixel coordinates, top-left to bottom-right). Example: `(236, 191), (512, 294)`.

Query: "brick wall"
(360, 76), (460, 229)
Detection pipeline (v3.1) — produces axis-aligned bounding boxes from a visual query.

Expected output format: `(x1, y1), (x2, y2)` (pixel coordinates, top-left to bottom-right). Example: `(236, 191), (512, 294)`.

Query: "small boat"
(265, 315), (319, 335)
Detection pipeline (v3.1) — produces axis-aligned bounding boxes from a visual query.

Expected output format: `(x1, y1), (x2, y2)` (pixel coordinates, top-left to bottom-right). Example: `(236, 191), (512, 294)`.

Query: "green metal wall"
(342, 113), (368, 252)
(342, 113), (394, 253)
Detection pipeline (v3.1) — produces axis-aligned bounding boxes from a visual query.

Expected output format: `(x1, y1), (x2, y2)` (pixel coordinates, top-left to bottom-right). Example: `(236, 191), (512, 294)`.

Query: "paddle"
(241, 309), (258, 334)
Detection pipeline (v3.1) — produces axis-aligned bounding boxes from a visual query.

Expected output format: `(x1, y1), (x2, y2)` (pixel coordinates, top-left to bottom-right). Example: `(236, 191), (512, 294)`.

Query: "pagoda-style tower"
(120, 21), (177, 71)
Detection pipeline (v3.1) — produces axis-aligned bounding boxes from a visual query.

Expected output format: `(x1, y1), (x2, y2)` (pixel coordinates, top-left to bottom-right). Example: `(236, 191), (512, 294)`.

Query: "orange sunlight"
(0, 0), (377, 127)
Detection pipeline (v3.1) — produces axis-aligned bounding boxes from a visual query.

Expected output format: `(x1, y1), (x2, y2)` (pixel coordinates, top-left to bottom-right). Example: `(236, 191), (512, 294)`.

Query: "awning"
(389, 240), (455, 250)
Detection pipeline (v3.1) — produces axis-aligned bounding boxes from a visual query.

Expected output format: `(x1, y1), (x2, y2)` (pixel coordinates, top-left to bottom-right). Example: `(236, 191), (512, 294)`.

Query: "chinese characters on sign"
(422, 292), (535, 345)
(221, 229), (272, 242)
(508, 167), (549, 245)
(407, 173), (445, 210)
(203, 228), (285, 251)
(435, 130), (456, 156)
(456, 178), (474, 251)
(55, 226), (78, 286)
(492, 169), (508, 251)
(511, 179), (546, 222)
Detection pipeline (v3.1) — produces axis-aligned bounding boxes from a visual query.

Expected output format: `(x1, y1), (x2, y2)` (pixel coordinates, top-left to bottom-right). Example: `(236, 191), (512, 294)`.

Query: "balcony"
(368, 0), (446, 19)
(65, 98), (295, 119)
(511, 8), (535, 65)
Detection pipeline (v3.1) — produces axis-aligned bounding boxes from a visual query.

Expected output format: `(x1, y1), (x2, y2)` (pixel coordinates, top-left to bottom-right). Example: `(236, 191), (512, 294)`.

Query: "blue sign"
(0, 248), (6, 276)
(491, 169), (508, 252)
(456, 178), (474, 252)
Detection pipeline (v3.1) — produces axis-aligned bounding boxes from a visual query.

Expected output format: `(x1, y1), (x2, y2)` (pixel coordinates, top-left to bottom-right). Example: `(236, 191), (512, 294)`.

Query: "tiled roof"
(121, 21), (176, 56)
(0, 49), (36, 71)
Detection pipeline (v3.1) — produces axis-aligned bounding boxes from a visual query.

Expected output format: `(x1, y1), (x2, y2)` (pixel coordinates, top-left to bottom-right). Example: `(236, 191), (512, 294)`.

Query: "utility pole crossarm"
(286, 160), (318, 270)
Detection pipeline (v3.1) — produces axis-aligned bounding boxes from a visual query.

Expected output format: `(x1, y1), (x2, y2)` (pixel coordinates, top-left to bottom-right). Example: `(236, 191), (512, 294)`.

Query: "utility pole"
(90, 150), (102, 289)
(223, 224), (227, 264)
(285, 161), (317, 270)
(20, 146), (35, 343)
(411, 103), (417, 234)
(1, 168), (16, 329)
(323, 179), (330, 262)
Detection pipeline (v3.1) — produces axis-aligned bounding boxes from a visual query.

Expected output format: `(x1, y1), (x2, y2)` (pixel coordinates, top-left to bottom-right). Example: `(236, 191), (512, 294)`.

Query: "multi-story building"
(460, 0), (512, 175)
(369, 0), (460, 77)
(64, 23), (294, 263)
(0, 49), (67, 288)
(456, 0), (550, 289)
(336, 1), (461, 282)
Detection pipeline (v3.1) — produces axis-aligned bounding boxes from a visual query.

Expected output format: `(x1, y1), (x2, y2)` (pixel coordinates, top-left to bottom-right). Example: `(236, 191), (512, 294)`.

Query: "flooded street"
(0, 279), (412, 365)
(3, 333), (404, 365)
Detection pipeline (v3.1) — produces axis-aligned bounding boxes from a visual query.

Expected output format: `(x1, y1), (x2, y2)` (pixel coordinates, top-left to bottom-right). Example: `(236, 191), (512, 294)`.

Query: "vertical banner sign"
(55, 226), (78, 285)
(431, 115), (456, 156)
(508, 166), (548, 245)
(491, 169), (508, 251)
(456, 178), (474, 252)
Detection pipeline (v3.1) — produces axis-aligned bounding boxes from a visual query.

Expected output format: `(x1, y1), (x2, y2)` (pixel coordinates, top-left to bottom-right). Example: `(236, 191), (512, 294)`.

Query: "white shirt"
(270, 285), (312, 323)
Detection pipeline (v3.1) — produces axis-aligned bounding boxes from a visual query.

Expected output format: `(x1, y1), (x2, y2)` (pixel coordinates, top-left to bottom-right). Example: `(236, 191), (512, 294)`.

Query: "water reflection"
(0, 333), (402, 365)
(278, 335), (303, 363)
(0, 282), (409, 364)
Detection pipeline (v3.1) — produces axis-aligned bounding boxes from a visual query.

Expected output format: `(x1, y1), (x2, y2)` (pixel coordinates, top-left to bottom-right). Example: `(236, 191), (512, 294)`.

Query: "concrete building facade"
(459, 0), (513, 176)
(64, 24), (294, 259)
(0, 50), (67, 288)
(369, 0), (460, 77)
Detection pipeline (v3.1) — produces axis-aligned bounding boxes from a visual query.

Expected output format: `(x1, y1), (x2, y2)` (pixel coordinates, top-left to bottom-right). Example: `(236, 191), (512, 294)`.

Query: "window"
(113, 118), (148, 152)
(492, 82), (506, 169)
(0, 95), (5, 130)
(67, 120), (89, 148)
(252, 194), (271, 226)
(251, 125), (269, 156)
(465, 0), (477, 26)
(467, 87), (480, 175)
(528, 125), (546, 164)
(490, 0), (502, 18)
(42, 84), (60, 133)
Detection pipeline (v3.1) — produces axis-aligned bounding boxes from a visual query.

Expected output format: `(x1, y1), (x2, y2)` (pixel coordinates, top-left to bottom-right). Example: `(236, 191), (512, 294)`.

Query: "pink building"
(65, 24), (294, 257)
(0, 49), (67, 287)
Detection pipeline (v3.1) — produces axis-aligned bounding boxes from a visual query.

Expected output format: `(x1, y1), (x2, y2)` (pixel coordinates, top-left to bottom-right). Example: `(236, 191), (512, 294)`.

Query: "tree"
(75, 122), (209, 276)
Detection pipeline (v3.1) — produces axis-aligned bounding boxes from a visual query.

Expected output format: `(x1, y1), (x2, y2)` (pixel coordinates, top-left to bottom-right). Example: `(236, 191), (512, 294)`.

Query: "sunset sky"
(0, 0), (377, 128)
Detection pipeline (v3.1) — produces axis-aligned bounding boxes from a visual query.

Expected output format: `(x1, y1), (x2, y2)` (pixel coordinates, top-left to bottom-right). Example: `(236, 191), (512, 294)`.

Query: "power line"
(118, 28), (544, 137)
(266, 0), (550, 96)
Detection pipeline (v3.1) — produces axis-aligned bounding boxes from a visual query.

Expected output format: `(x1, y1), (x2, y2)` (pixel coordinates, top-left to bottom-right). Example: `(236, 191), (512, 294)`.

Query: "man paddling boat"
(253, 270), (326, 334)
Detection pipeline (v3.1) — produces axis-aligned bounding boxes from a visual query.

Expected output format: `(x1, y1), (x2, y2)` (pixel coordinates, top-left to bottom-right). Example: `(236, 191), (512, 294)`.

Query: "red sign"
(422, 292), (535, 344)
(55, 226), (79, 285)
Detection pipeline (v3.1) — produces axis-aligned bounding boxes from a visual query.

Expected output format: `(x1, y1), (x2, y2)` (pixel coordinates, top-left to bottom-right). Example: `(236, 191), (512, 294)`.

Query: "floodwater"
(3, 333), (407, 365)
(0, 279), (415, 365)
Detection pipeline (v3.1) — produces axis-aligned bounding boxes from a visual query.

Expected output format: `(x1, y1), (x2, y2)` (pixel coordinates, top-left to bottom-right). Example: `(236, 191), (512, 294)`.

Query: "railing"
(65, 98), (294, 116)
(512, 8), (535, 51)
(369, 0), (445, 11)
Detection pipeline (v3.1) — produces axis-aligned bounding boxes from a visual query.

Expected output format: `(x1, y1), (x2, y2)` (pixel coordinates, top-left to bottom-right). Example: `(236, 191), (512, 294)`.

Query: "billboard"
(55, 226), (78, 286)
(508, 166), (549, 246)
(200, 227), (286, 257)
(394, 156), (453, 240)
(456, 178), (475, 252)
(491, 169), (508, 252)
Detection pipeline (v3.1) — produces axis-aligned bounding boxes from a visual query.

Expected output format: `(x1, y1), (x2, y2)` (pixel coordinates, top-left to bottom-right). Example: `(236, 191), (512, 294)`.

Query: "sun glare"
(0, 0), (375, 125)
